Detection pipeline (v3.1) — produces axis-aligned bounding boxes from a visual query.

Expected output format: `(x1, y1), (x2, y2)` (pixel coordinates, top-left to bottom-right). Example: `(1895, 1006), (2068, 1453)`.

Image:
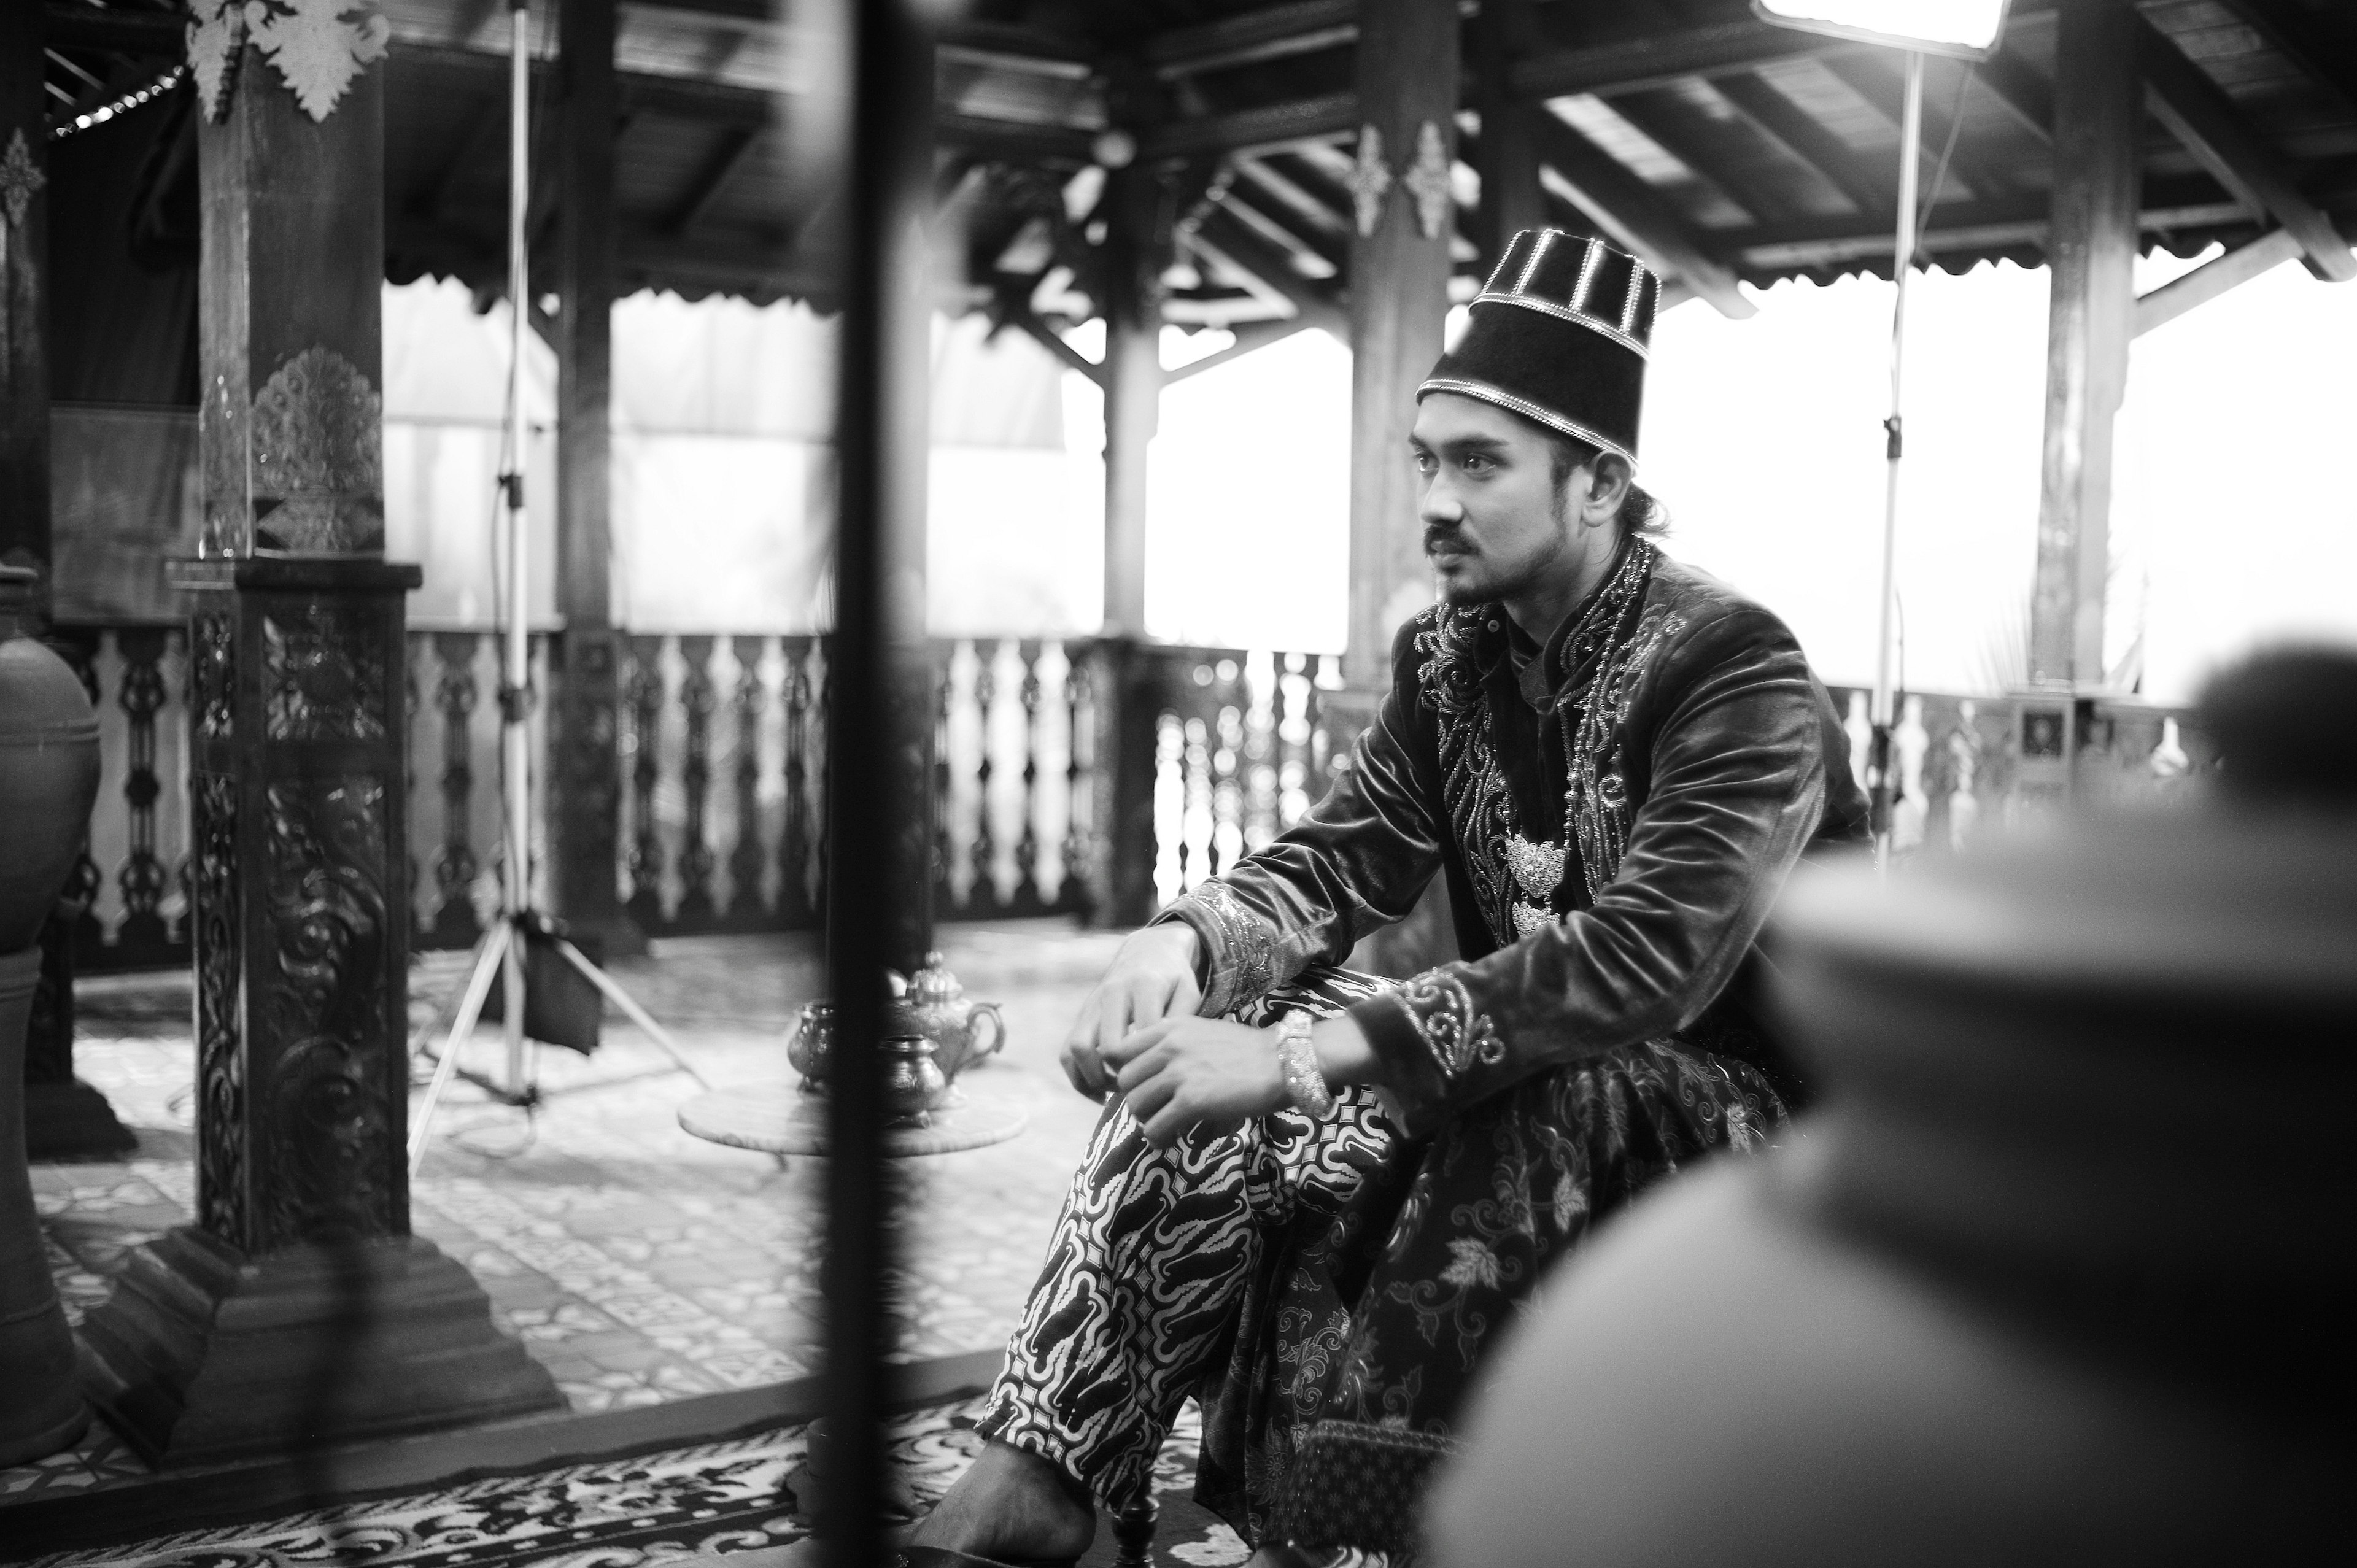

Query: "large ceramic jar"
(0, 566), (104, 1466)
(1430, 657), (2355, 1564)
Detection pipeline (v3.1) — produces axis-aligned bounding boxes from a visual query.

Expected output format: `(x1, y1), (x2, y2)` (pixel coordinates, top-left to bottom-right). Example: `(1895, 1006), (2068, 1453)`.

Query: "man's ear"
(1584, 454), (1635, 525)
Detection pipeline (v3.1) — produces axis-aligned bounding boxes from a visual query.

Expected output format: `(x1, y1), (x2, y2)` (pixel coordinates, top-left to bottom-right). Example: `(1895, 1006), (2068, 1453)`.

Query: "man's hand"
(1100, 1018), (1287, 1149)
(1059, 923), (1203, 1100)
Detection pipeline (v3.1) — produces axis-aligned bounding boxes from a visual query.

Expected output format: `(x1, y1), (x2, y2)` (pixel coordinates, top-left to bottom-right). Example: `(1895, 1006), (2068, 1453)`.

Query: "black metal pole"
(822, 0), (935, 1562)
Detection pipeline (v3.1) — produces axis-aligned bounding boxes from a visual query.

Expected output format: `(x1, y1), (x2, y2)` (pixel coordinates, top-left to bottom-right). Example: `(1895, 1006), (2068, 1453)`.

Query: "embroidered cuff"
(1349, 967), (1504, 1131)
(1159, 880), (1296, 1018)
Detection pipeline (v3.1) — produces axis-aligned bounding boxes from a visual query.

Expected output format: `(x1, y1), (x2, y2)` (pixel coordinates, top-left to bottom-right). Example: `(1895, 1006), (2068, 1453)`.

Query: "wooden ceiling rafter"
(1603, 88), (1801, 228)
(1188, 203), (1348, 335)
(1817, 52), (2012, 207)
(1707, 70), (1890, 217)
(2218, 0), (2357, 122)
(664, 124), (761, 236)
(2137, 9), (2357, 282)
(1530, 109), (1754, 318)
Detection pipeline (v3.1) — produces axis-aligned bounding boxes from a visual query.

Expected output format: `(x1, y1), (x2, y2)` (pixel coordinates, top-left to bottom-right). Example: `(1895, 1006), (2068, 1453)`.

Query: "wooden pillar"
(79, 20), (559, 1465)
(550, 0), (635, 954)
(2031, 0), (2140, 690)
(1471, 0), (1546, 269)
(1100, 162), (1161, 643)
(2, 1), (134, 1158)
(1344, 0), (1461, 691)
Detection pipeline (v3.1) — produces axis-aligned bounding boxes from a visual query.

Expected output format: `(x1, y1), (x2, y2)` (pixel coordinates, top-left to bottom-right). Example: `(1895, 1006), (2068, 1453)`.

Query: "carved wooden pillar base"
(77, 557), (561, 1466)
(79, 1226), (560, 1466)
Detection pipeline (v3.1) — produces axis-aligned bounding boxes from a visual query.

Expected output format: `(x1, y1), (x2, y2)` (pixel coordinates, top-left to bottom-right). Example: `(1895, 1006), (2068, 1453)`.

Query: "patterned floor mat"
(14, 1400), (1252, 1568)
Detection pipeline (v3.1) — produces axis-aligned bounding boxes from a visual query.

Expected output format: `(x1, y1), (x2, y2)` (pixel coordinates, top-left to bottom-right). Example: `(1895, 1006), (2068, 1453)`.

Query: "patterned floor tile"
(3, 924), (1122, 1511)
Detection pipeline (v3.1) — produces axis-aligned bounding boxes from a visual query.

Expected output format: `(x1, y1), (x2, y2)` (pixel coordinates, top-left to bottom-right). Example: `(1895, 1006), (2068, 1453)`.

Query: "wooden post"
(1344, 0), (1460, 692)
(1100, 164), (1161, 643)
(2, 1), (134, 1158)
(550, 0), (636, 955)
(1343, 0), (1463, 975)
(2031, 0), (2140, 691)
(1471, 0), (1545, 269)
(79, 20), (559, 1465)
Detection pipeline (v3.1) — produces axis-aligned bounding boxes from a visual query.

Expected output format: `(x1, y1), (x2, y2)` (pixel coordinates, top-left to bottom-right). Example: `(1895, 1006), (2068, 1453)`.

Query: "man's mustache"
(1425, 530), (1469, 555)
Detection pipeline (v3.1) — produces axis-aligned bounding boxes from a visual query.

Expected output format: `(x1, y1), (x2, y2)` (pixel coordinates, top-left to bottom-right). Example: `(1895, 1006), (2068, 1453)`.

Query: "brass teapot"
(896, 951), (1006, 1080)
(783, 954), (1002, 1093)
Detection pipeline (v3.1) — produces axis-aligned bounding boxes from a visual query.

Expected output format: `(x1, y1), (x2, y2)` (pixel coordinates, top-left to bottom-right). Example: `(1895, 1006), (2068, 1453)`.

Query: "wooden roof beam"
(1819, 53), (2012, 206)
(1145, 0), (1359, 80)
(664, 126), (761, 238)
(1142, 93), (1358, 162)
(1188, 206), (1349, 336)
(2133, 226), (2306, 337)
(1709, 72), (1890, 217)
(2138, 13), (2357, 282)
(1972, 47), (2055, 145)
(2219, 0), (2357, 120)
(1530, 112), (1754, 318)
(1605, 90), (1798, 226)
(1511, 18), (1847, 104)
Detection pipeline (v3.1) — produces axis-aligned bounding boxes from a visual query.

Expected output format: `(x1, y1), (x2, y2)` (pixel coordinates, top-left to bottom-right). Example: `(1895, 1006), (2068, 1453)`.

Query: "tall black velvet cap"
(1418, 230), (1660, 465)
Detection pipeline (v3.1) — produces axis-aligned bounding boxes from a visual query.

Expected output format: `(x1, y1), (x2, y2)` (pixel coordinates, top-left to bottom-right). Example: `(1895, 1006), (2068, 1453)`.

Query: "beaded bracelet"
(1275, 1011), (1337, 1119)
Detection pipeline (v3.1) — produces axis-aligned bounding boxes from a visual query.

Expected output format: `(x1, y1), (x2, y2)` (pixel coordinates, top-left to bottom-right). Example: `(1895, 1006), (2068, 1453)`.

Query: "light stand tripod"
(408, 0), (705, 1176)
(1866, 48), (1925, 868)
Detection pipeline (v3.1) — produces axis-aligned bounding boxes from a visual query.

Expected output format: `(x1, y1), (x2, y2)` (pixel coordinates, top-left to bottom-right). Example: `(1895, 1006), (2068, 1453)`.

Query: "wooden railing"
(49, 622), (2213, 974)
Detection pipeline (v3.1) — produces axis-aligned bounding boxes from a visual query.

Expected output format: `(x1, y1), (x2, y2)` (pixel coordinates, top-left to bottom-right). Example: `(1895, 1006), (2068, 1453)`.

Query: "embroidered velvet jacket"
(1163, 551), (1869, 1132)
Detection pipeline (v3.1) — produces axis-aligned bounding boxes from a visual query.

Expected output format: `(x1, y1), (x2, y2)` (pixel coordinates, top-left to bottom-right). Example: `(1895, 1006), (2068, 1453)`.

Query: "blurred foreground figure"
(908, 234), (1868, 1567)
(1426, 647), (2357, 1566)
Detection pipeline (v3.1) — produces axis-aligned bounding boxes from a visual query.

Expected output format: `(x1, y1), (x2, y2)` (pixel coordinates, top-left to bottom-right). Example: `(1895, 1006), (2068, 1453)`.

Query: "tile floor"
(4, 922), (1129, 1507)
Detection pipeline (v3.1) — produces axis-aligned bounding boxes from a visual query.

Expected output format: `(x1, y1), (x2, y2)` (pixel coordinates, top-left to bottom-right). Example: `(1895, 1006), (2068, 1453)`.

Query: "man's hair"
(1542, 431), (1669, 538)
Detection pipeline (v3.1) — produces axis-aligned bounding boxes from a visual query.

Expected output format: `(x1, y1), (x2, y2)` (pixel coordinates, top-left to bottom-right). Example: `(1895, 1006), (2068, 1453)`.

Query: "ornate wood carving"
(265, 605), (388, 740)
(728, 636), (767, 921)
(625, 634), (667, 929)
(116, 627), (172, 954)
(261, 774), (394, 1248)
(430, 631), (479, 947)
(779, 639), (815, 922)
(193, 768), (244, 1247)
(676, 635), (718, 924)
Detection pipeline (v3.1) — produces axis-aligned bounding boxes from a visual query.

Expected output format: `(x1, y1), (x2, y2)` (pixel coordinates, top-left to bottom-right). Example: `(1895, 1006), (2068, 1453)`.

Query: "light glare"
(1752, 0), (2010, 58)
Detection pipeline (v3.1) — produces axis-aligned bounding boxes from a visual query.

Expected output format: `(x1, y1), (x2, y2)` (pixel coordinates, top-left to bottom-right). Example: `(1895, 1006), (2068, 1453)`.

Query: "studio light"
(1752, 1), (2010, 59)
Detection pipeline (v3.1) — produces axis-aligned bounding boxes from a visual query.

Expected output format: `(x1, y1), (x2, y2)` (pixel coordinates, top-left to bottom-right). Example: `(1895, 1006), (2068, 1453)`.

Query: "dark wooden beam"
(1608, 90), (1795, 226)
(1143, 91), (1358, 161)
(1972, 47), (2056, 145)
(1511, 18), (1848, 103)
(999, 294), (1107, 386)
(2133, 226), (2304, 336)
(1229, 156), (1353, 247)
(2220, 0), (2357, 121)
(1709, 72), (1889, 217)
(2033, 0), (2141, 691)
(1217, 183), (1345, 279)
(1471, 0), (1547, 268)
(1733, 177), (2253, 271)
(1146, 0), (1358, 80)
(1531, 112), (1752, 317)
(664, 126), (760, 235)
(2138, 12), (2357, 282)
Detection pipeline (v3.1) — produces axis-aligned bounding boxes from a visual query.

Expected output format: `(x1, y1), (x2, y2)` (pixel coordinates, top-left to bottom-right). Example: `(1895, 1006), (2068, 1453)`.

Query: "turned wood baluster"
(430, 631), (482, 948)
(969, 641), (999, 912)
(676, 636), (719, 925)
(1112, 1494), (1158, 1568)
(625, 633), (668, 931)
(727, 635), (768, 922)
(1012, 639), (1044, 912)
(931, 646), (956, 918)
(404, 634), (423, 940)
(114, 627), (172, 960)
(1059, 644), (1091, 917)
(779, 638), (813, 922)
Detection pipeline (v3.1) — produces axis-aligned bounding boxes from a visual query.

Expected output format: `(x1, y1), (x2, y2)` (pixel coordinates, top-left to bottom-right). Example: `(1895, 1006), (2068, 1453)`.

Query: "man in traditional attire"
(907, 231), (1870, 1567)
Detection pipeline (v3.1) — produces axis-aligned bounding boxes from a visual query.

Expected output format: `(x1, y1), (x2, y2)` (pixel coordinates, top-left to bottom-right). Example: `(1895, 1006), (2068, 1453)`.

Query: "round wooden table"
(677, 1076), (1029, 1160)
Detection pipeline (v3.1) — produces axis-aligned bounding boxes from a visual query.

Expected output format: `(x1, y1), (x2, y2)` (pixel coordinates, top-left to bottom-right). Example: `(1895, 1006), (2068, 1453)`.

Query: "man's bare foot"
(909, 1439), (1096, 1562)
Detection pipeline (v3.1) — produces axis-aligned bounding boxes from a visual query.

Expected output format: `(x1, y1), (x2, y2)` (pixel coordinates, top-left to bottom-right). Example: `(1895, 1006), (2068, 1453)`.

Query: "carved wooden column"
(77, 6), (560, 1464)
(1342, 0), (1460, 693)
(1470, 0), (1545, 270)
(2030, 0), (2140, 693)
(551, 0), (636, 956)
(2, 0), (136, 1159)
(1343, 0), (1461, 975)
